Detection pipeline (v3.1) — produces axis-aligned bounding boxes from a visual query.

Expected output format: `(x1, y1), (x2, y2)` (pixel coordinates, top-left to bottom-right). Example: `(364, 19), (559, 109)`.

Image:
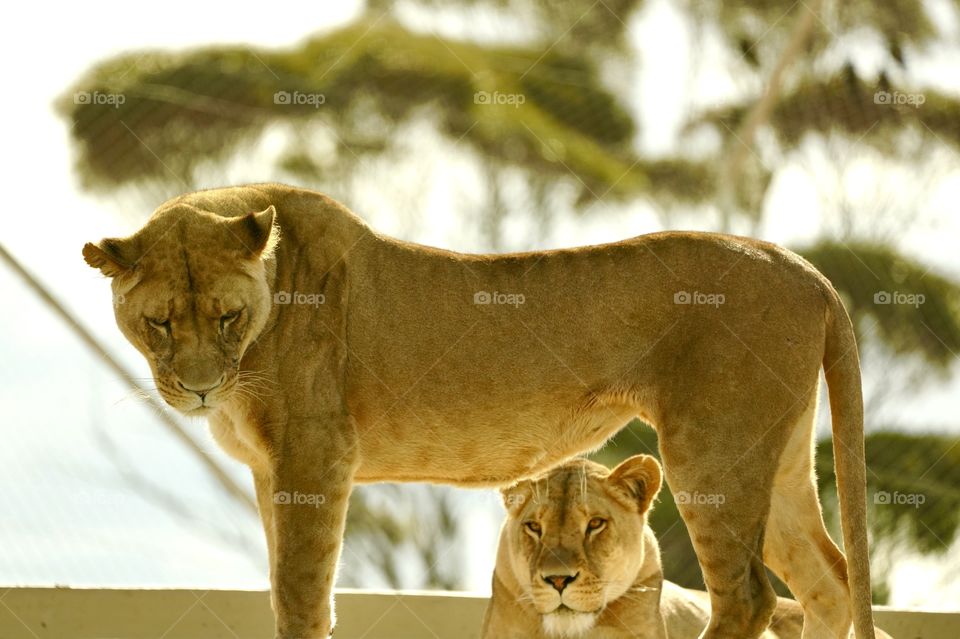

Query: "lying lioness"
(483, 456), (891, 639)
(83, 184), (874, 638)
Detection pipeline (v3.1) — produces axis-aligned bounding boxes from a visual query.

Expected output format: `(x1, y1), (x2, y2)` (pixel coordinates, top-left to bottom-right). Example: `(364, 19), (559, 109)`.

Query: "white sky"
(1, 0), (958, 610)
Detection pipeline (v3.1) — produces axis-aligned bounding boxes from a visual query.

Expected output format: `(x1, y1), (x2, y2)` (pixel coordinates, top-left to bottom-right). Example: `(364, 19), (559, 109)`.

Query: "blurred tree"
(816, 431), (960, 559)
(58, 18), (706, 211)
(342, 484), (462, 589)
(58, 0), (960, 594)
(801, 241), (960, 373)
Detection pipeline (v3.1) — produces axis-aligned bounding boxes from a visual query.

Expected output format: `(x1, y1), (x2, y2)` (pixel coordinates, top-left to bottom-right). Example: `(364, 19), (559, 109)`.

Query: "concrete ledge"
(873, 606), (960, 639)
(0, 587), (955, 638)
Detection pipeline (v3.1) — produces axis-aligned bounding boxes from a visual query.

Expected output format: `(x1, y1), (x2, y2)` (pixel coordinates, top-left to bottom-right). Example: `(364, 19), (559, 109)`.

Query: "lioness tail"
(822, 287), (875, 639)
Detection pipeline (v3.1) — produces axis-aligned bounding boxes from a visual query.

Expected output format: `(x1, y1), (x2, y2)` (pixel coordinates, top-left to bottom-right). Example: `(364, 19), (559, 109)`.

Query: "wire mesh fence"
(5, 0), (959, 610)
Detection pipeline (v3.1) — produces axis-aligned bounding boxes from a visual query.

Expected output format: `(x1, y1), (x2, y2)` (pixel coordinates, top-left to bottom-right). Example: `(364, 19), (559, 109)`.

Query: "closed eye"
(146, 317), (170, 332)
(220, 308), (243, 332)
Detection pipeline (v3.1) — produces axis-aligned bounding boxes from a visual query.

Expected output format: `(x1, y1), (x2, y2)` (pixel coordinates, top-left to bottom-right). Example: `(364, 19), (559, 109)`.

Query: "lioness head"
(82, 204), (279, 415)
(499, 454), (662, 637)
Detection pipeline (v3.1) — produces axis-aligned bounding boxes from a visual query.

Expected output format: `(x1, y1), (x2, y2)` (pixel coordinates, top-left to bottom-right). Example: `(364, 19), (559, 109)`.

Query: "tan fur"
(483, 455), (670, 639)
(481, 457), (891, 639)
(83, 183), (874, 639)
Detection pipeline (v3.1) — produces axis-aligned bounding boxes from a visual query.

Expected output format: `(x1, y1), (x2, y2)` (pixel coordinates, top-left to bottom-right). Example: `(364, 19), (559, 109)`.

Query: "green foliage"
(691, 0), (936, 74)
(697, 70), (960, 155)
(519, 54), (635, 146)
(59, 4), (960, 218)
(374, 0), (643, 55)
(702, 0), (934, 42)
(345, 485), (462, 589)
(57, 18), (715, 206)
(799, 241), (960, 371)
(817, 431), (960, 554)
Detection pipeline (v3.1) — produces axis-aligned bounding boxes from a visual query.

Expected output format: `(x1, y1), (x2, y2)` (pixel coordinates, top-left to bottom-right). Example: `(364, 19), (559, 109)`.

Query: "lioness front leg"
(253, 471), (278, 612)
(270, 417), (358, 639)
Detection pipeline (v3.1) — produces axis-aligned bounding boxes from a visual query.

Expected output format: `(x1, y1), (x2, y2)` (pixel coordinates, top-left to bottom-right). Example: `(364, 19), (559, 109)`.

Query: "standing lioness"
(83, 183), (874, 639)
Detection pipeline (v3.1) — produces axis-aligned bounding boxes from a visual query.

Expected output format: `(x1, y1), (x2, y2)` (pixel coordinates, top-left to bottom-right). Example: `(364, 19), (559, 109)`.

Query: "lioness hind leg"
(764, 390), (853, 639)
(658, 427), (782, 639)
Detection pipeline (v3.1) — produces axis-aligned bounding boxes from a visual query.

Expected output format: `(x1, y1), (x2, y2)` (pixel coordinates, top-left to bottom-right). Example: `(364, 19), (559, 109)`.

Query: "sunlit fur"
(482, 457), (893, 639)
(482, 456), (666, 638)
(84, 183), (875, 639)
(84, 203), (278, 417)
(542, 609), (597, 637)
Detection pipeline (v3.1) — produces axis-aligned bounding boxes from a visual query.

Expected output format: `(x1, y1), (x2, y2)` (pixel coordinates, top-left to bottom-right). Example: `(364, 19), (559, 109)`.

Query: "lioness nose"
(543, 573), (578, 593)
(177, 375), (225, 398)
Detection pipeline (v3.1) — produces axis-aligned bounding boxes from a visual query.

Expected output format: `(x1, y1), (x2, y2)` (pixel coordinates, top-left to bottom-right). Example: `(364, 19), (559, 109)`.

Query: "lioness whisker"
(232, 387), (267, 406)
(113, 387), (155, 407)
(237, 370), (278, 385)
(235, 381), (275, 395)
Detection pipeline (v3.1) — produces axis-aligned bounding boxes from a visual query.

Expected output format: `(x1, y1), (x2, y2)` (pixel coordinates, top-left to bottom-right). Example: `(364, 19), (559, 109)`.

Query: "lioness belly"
(352, 395), (643, 485)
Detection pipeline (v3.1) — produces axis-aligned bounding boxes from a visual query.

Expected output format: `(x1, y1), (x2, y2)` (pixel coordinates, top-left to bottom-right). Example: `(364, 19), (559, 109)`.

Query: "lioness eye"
(587, 517), (606, 533)
(146, 317), (169, 332)
(524, 521), (542, 536)
(220, 310), (241, 332)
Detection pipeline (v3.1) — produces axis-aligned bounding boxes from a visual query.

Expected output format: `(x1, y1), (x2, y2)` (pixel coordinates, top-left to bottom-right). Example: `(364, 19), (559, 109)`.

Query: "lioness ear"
(608, 454), (662, 515)
(227, 205), (278, 258)
(82, 238), (136, 278)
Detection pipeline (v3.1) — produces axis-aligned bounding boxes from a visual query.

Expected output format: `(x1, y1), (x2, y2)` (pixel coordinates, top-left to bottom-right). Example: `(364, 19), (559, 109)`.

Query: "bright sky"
(1, 0), (958, 609)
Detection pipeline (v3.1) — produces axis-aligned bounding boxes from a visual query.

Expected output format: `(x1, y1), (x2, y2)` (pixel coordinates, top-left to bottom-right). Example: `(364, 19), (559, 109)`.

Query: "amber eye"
(587, 517), (607, 533)
(524, 521), (542, 536)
